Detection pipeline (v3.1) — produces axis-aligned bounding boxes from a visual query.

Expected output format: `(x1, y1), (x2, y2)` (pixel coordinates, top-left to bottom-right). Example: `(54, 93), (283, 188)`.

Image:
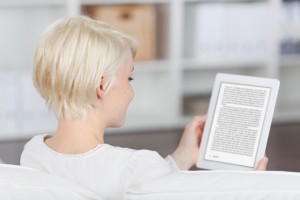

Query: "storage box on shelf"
(82, 4), (157, 61)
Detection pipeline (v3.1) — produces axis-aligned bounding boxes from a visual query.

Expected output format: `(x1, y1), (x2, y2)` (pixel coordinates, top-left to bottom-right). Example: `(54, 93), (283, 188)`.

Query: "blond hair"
(33, 16), (137, 119)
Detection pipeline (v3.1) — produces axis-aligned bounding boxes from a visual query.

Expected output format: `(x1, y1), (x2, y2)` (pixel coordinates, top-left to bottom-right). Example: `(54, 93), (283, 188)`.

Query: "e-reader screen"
(204, 83), (270, 167)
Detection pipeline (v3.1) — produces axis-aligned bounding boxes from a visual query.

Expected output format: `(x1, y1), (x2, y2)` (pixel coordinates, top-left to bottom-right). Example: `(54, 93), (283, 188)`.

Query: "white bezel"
(196, 73), (280, 170)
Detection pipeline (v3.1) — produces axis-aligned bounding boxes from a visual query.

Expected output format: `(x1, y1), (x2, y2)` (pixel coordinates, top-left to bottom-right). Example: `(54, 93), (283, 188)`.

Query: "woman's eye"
(128, 77), (134, 82)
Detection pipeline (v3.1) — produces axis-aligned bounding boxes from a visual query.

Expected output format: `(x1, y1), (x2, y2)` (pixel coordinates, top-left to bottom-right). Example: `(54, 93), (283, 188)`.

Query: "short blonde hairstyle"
(33, 16), (137, 120)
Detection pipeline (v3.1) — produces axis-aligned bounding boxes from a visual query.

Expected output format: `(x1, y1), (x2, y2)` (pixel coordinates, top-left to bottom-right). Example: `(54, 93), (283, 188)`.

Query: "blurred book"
(0, 70), (56, 138)
(193, 2), (268, 63)
(20, 71), (56, 134)
(0, 70), (18, 133)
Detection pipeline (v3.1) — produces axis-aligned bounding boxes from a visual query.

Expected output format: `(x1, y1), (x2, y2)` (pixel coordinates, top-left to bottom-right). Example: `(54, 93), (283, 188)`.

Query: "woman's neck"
(45, 112), (106, 154)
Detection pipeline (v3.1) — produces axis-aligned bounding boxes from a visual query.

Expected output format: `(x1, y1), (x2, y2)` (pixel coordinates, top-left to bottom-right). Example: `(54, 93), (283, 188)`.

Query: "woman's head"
(33, 16), (137, 120)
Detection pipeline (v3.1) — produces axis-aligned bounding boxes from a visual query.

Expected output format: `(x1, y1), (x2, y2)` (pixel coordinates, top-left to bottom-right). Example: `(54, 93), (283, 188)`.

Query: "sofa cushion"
(125, 170), (300, 200)
(0, 164), (102, 200)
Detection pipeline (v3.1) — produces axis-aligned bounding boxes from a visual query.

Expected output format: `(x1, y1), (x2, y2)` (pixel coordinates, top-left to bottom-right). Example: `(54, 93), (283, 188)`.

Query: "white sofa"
(126, 171), (300, 200)
(0, 164), (102, 200)
(1, 163), (300, 200)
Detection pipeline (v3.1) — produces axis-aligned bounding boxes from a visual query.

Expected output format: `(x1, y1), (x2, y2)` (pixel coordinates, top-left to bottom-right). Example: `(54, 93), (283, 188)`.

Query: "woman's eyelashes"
(128, 76), (134, 82)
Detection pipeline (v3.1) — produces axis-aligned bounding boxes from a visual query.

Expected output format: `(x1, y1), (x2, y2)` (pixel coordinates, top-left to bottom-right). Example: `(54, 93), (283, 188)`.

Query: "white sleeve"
(125, 150), (174, 188)
(164, 155), (180, 171)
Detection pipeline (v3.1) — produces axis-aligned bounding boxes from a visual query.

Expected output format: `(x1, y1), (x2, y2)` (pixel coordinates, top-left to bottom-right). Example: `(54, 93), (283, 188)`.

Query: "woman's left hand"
(172, 115), (207, 170)
(255, 156), (269, 171)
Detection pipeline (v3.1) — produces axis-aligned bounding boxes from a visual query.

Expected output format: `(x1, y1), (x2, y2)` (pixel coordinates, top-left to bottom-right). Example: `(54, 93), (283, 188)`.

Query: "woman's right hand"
(171, 115), (207, 170)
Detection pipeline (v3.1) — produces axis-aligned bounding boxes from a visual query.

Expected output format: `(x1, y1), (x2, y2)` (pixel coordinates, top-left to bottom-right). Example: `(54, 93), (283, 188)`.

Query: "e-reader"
(196, 73), (280, 170)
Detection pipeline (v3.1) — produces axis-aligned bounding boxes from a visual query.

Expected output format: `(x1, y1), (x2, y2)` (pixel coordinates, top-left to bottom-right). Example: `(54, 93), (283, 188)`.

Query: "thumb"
(256, 156), (269, 171)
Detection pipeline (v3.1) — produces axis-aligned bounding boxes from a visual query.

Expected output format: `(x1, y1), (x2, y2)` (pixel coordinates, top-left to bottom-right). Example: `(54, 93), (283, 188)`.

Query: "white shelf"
(183, 80), (213, 95)
(274, 111), (300, 124)
(0, 0), (66, 6)
(281, 23), (300, 37)
(183, 58), (266, 70)
(0, 117), (183, 140)
(281, 55), (300, 67)
(0, 118), (186, 141)
(107, 117), (183, 134)
(274, 105), (300, 123)
(184, 0), (266, 2)
(134, 60), (170, 73)
(80, 0), (171, 5)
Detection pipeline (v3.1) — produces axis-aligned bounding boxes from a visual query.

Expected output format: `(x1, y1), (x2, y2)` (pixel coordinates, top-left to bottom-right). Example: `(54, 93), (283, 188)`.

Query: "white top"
(20, 135), (179, 200)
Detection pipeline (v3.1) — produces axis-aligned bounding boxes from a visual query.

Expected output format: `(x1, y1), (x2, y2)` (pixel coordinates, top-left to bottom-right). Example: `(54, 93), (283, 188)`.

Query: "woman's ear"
(96, 87), (105, 99)
(96, 77), (105, 99)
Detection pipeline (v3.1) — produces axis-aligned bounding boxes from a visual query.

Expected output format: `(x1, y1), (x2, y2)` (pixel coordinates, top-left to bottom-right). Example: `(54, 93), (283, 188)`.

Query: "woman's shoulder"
(22, 135), (131, 158)
(21, 135), (166, 168)
(108, 146), (165, 162)
(22, 135), (157, 160)
(23, 134), (46, 150)
(103, 145), (165, 164)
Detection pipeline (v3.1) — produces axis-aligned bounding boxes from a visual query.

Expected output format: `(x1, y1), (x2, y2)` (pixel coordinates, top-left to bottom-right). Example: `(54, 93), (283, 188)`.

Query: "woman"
(21, 16), (268, 200)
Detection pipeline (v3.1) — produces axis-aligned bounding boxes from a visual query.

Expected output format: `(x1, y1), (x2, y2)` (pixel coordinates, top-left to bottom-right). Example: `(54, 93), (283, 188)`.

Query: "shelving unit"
(0, 0), (299, 140)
